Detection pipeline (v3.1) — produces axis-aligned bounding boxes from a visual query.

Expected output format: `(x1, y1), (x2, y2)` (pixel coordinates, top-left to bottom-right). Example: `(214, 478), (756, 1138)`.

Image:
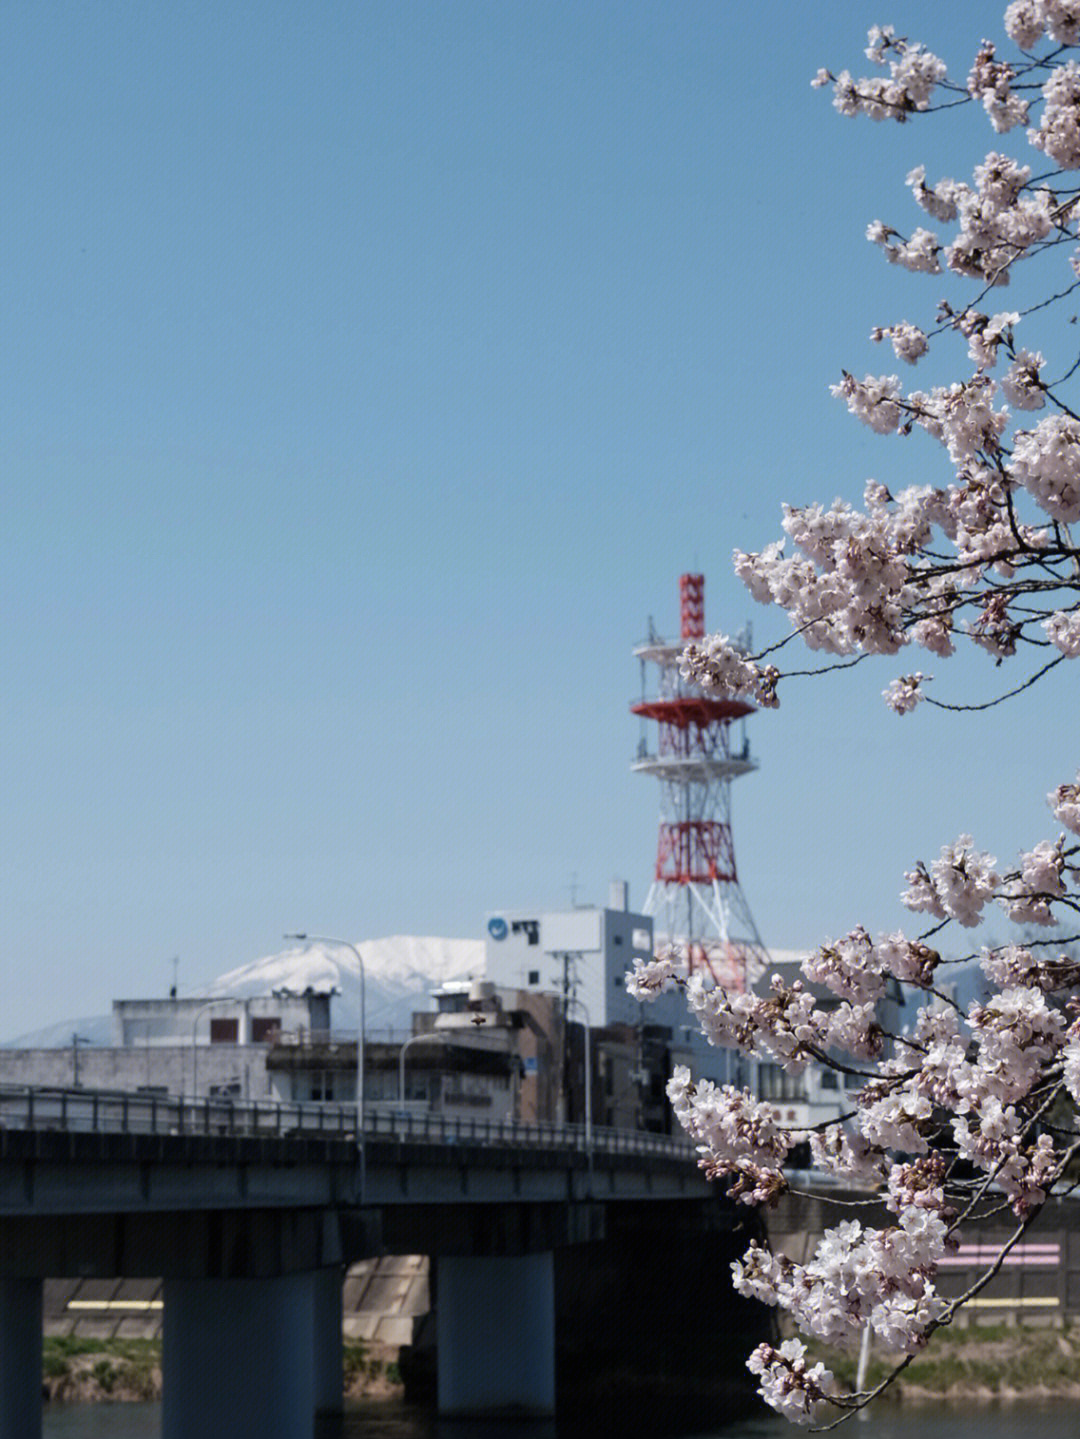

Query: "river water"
(37, 1397), (1080, 1438)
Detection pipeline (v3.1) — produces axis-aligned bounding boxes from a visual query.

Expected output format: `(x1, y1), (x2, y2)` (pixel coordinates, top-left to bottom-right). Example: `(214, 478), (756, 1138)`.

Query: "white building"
(483, 882), (656, 1026)
(482, 883), (744, 1089)
(0, 991), (335, 1101)
(112, 991), (332, 1048)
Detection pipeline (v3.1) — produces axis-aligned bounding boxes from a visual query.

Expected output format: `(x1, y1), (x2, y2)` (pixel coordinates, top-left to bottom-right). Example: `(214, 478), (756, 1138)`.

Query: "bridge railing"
(0, 1085), (698, 1162)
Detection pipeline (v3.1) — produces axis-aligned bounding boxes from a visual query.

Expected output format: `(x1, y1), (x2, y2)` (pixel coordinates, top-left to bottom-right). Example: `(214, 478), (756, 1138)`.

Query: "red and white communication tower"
(631, 574), (769, 991)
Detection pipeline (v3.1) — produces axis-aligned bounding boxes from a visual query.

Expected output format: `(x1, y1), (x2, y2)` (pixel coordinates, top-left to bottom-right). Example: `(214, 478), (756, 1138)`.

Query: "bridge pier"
(0, 1277), (42, 1439)
(162, 1272), (318, 1439)
(312, 1265), (343, 1416)
(436, 1252), (555, 1418)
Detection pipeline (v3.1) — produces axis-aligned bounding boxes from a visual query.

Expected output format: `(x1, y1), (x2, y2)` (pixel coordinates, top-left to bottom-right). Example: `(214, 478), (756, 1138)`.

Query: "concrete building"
(482, 882), (659, 1032)
(112, 991), (332, 1047)
(481, 885), (749, 1098)
(0, 991), (333, 1101)
(263, 977), (686, 1133)
(0, 899), (912, 1141)
(267, 983), (569, 1124)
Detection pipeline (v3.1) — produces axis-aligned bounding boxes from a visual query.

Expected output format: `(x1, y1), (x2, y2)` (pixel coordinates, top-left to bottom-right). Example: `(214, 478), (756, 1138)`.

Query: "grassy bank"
(802, 1321), (1080, 1400)
(41, 1337), (403, 1404)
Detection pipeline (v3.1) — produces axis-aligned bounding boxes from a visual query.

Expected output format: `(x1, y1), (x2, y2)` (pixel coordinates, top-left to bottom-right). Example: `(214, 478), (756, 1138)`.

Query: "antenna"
(630, 574), (769, 993)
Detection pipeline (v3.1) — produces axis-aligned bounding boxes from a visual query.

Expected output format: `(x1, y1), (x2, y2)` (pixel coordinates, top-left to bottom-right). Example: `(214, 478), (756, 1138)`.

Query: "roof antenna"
(169, 956), (179, 1000)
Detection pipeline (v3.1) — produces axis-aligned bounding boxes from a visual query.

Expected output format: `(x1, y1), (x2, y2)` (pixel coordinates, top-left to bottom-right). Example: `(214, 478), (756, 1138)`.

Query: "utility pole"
(71, 1033), (93, 1089)
(550, 951), (583, 1124)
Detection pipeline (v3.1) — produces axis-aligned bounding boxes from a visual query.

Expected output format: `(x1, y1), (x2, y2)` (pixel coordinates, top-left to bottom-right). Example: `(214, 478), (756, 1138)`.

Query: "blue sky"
(3, 2), (1077, 1037)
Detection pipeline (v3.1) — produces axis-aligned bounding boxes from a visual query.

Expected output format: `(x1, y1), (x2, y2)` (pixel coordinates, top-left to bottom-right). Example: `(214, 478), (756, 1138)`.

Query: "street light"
(398, 1032), (450, 1115)
(190, 998), (247, 1100)
(285, 934), (365, 1199)
(70, 1033), (95, 1089)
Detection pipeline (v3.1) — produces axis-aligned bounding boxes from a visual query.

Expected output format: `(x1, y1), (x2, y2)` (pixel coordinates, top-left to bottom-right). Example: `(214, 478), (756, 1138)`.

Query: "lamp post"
(285, 935), (365, 1199)
(190, 998), (246, 1100)
(398, 1032), (450, 1116)
(70, 1033), (94, 1089)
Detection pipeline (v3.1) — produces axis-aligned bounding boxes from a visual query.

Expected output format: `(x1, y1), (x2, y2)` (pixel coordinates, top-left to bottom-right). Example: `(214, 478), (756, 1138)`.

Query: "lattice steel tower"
(632, 574), (768, 990)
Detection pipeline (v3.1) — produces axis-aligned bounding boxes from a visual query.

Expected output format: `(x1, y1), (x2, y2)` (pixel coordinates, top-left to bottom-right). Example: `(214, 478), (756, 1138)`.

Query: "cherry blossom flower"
(906, 165), (963, 223)
(679, 634), (780, 707)
(1004, 0), (1047, 48)
(902, 835), (1000, 926)
(1000, 349), (1046, 409)
(871, 321), (929, 364)
(1030, 61), (1080, 169)
(802, 926), (887, 1001)
(830, 372), (905, 433)
(1062, 1035), (1080, 1105)
(666, 1066), (791, 1203)
(656, 10), (1080, 1420)
(809, 1125), (890, 1184)
(1009, 415), (1080, 522)
(746, 1339), (838, 1425)
(959, 309), (1019, 369)
(1045, 611), (1080, 656)
(969, 41), (1029, 132)
(830, 38), (947, 122)
(981, 942), (1080, 991)
(625, 953), (683, 999)
(884, 672), (929, 712)
(1050, 773), (1080, 834)
(1000, 837), (1068, 924)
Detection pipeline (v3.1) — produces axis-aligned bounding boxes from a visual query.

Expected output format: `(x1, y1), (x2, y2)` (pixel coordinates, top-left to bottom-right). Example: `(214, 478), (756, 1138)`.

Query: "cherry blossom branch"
(922, 651), (1066, 708)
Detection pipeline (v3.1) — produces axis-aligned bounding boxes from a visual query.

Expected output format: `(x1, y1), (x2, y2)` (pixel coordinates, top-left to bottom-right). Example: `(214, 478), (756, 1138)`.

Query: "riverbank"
(44, 1322), (1080, 1406)
(40, 1337), (403, 1404)
(803, 1320), (1080, 1400)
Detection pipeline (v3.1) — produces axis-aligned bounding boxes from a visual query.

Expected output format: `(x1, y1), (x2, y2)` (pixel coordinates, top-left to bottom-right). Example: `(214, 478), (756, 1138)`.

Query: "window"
(819, 1070), (839, 1090)
(209, 1018), (238, 1043)
(528, 970), (540, 986)
(758, 1062), (806, 1103)
(251, 1016), (280, 1043)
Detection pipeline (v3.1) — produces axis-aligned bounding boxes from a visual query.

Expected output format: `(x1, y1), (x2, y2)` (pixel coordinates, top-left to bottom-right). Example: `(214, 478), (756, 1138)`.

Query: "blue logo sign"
(487, 916), (508, 941)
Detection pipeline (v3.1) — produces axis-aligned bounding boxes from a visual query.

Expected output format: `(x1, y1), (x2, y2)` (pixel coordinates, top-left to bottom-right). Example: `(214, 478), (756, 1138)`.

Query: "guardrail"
(0, 1085), (698, 1162)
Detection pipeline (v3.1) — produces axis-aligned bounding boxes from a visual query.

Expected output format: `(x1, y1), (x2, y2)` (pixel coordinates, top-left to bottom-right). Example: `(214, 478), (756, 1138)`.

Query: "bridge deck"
(0, 1085), (712, 1221)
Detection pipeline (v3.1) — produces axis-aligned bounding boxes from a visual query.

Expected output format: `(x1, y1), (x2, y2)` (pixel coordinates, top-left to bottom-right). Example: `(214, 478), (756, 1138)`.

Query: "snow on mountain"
(206, 936), (484, 1035)
(3, 937), (484, 1048)
(3, 1013), (115, 1050)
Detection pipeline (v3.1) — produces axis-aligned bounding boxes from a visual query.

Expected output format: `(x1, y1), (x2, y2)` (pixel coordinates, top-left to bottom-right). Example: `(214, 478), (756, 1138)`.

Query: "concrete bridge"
(0, 1086), (762, 1439)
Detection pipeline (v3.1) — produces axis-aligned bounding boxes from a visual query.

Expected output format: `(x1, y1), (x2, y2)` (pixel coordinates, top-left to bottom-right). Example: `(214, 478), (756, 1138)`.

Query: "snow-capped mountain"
(3, 1013), (116, 1050)
(206, 935), (483, 1035)
(4, 936), (484, 1048)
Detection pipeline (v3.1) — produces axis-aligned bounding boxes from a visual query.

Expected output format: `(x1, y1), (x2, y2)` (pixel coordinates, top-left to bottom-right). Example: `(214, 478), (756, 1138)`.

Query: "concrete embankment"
(804, 1320), (1080, 1401)
(42, 1258), (423, 1405)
